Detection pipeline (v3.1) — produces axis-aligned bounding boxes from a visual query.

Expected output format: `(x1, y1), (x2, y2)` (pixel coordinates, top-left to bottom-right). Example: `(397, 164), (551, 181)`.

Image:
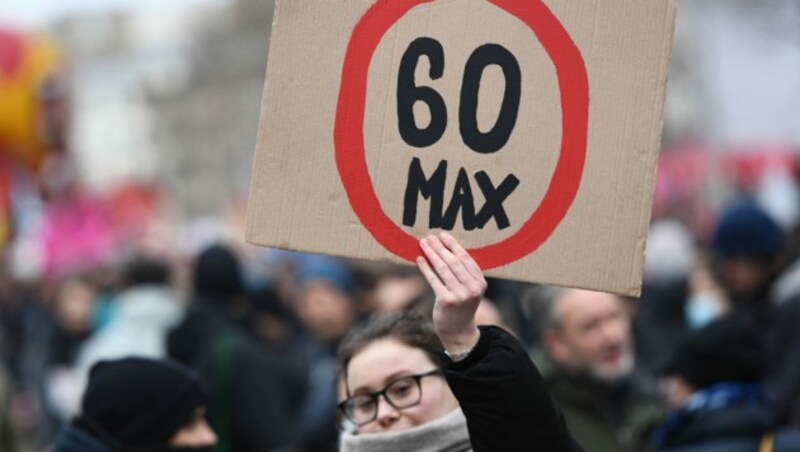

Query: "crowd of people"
(0, 196), (799, 451)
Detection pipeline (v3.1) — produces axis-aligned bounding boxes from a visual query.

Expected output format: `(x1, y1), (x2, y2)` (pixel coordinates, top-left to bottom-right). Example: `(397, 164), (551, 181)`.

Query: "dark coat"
(442, 326), (583, 452)
(54, 422), (113, 452)
(634, 278), (690, 375)
(766, 295), (800, 426)
(54, 420), (216, 452)
(658, 402), (800, 452)
(167, 297), (294, 451)
(536, 353), (667, 452)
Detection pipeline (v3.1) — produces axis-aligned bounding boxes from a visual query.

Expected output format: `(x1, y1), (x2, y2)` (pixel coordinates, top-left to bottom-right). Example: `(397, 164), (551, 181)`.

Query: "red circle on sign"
(334, 0), (589, 270)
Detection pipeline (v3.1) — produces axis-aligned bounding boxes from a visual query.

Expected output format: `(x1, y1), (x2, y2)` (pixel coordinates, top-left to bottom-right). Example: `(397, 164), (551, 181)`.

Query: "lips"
(601, 346), (623, 365)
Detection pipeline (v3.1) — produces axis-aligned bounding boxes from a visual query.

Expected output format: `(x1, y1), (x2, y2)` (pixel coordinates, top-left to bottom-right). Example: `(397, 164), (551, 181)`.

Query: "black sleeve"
(442, 326), (583, 452)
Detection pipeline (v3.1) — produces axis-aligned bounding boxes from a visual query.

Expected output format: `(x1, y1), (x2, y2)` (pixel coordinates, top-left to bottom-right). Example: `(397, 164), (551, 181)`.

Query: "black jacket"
(167, 297), (293, 451)
(442, 326), (583, 452)
(54, 422), (113, 452)
(766, 295), (800, 426)
(54, 419), (214, 452)
(658, 402), (800, 452)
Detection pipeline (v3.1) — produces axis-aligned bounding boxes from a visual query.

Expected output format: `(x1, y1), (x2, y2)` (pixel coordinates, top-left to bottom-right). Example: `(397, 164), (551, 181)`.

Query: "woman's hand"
(417, 232), (486, 356)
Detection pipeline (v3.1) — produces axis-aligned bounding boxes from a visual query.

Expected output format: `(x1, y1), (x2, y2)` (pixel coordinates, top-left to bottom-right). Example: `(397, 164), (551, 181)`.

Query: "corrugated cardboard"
(246, 0), (677, 296)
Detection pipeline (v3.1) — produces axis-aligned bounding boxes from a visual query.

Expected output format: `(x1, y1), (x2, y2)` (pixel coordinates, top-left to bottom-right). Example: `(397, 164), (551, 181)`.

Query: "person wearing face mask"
(53, 357), (217, 452)
(337, 232), (582, 451)
(684, 264), (729, 331)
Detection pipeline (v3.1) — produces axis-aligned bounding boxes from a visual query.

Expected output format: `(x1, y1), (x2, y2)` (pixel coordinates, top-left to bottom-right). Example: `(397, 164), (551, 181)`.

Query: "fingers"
(420, 236), (462, 290)
(416, 256), (449, 299)
(418, 233), (486, 302)
(439, 232), (483, 282)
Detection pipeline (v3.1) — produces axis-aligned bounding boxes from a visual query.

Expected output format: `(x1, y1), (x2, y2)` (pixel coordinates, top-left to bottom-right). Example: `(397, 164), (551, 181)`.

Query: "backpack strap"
(211, 328), (236, 452)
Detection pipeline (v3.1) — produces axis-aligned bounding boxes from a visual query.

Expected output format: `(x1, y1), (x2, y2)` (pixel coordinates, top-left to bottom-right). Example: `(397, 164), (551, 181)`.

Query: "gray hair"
(521, 285), (566, 341)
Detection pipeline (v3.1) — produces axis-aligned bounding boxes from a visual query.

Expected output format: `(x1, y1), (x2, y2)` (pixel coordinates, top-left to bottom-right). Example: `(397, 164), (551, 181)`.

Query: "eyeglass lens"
(345, 376), (422, 425)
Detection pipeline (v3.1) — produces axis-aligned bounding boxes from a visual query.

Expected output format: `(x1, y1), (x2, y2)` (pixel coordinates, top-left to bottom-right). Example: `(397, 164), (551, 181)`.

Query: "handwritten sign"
(246, 0), (676, 296)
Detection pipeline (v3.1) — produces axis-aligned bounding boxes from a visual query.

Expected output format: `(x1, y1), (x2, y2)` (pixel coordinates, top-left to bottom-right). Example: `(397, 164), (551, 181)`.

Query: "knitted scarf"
(340, 408), (471, 452)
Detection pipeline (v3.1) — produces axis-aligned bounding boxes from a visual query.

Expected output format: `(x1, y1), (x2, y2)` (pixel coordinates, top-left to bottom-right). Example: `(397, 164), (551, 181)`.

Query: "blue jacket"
(657, 385), (800, 452)
(661, 430), (800, 452)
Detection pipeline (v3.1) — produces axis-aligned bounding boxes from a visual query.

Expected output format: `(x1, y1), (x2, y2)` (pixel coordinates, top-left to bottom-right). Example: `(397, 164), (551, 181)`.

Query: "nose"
(601, 315), (628, 345)
(198, 420), (218, 446)
(375, 394), (401, 428)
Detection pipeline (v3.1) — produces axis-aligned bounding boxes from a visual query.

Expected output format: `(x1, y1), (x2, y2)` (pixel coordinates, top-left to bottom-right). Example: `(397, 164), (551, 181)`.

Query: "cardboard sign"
(246, 0), (677, 296)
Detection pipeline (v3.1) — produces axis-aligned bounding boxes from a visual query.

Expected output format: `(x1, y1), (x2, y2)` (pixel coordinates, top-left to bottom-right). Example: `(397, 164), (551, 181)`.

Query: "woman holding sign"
(337, 232), (582, 451)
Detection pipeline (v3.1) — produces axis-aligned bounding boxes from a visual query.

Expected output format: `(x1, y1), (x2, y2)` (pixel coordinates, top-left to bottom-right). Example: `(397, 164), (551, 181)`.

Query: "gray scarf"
(340, 408), (471, 452)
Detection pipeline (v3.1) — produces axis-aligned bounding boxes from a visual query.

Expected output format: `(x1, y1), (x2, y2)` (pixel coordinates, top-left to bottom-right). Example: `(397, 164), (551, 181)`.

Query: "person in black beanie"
(656, 315), (800, 451)
(711, 200), (785, 314)
(54, 357), (217, 452)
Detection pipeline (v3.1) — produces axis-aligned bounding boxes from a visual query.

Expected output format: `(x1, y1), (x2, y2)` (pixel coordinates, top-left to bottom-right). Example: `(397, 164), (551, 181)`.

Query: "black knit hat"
(711, 201), (784, 259)
(667, 315), (766, 390)
(193, 244), (243, 300)
(81, 357), (208, 447)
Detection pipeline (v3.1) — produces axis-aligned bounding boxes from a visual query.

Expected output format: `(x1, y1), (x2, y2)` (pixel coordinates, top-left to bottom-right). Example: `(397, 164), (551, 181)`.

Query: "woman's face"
(346, 338), (458, 434)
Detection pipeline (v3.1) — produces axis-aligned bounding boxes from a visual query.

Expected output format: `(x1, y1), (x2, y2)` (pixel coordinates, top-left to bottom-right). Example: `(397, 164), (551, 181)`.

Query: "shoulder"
(54, 422), (114, 452)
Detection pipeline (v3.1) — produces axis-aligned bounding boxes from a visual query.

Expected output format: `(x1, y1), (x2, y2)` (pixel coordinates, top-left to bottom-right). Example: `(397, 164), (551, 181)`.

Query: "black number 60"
(397, 37), (521, 154)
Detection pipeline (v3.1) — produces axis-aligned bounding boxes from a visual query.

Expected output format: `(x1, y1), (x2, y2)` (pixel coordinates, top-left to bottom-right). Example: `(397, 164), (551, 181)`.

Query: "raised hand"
(417, 232), (486, 357)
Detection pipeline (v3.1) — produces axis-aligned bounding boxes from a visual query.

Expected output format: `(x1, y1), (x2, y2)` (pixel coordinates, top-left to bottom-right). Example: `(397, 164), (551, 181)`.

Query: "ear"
(544, 329), (571, 365)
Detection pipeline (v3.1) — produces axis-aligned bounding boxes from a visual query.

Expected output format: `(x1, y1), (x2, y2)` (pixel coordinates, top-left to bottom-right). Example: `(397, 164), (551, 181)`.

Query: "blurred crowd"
(2, 1), (800, 450)
(0, 191), (797, 451)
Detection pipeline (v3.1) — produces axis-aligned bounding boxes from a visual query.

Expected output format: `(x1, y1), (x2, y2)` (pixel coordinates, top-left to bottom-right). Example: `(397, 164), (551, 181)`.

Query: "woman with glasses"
(337, 233), (582, 451)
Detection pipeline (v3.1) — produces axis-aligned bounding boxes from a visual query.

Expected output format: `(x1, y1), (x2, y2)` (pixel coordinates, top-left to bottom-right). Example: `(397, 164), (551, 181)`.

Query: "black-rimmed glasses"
(338, 369), (442, 426)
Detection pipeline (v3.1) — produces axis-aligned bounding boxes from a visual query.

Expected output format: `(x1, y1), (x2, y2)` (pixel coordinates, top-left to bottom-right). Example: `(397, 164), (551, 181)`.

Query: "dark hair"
(667, 314), (766, 390)
(193, 244), (243, 300)
(338, 312), (443, 391)
(123, 258), (171, 287)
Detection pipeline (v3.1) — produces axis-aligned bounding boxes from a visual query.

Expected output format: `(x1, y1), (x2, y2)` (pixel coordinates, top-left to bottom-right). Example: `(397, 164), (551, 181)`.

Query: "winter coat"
(167, 297), (294, 451)
(536, 353), (667, 452)
(54, 418), (214, 452)
(657, 398), (800, 452)
(442, 326), (583, 452)
(765, 295), (800, 426)
(54, 421), (113, 452)
(77, 286), (183, 369)
(0, 365), (18, 451)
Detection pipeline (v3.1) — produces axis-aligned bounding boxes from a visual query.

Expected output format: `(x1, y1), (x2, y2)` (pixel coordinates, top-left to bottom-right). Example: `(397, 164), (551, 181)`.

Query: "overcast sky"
(0, 0), (225, 29)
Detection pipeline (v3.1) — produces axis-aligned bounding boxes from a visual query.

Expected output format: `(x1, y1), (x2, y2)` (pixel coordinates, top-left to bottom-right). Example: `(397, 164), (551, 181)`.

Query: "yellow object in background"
(0, 29), (66, 172)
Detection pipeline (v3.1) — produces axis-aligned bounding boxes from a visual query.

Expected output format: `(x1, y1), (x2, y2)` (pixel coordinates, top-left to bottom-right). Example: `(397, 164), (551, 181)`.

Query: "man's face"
(546, 289), (634, 382)
(296, 281), (355, 342)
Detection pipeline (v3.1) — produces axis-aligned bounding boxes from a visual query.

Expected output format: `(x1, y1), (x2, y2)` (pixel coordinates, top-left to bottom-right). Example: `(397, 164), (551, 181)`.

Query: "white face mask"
(685, 293), (723, 330)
